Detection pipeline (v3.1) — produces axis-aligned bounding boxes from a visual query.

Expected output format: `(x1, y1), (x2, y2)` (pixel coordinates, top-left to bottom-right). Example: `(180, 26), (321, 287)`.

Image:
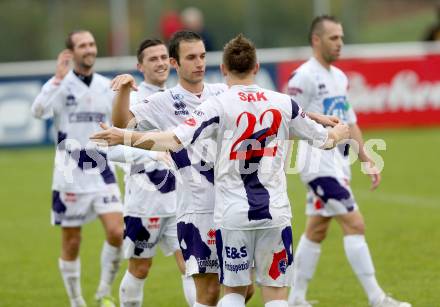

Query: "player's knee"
(106, 225), (124, 244)
(306, 227), (327, 243)
(64, 235), (81, 254)
(202, 280), (220, 303)
(349, 220), (365, 234)
(130, 262), (151, 279)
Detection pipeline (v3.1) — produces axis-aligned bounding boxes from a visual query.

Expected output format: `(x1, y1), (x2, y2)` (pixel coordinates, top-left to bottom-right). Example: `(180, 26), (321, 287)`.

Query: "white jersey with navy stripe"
(173, 84), (329, 230)
(287, 57), (357, 182)
(130, 82), (227, 218)
(31, 71), (118, 193)
(107, 81), (178, 217)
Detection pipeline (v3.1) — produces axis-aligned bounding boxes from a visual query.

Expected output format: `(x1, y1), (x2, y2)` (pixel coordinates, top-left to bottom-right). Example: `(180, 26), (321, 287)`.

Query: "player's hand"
(333, 123), (350, 142)
(90, 122), (126, 146)
(156, 152), (173, 167)
(111, 74), (138, 91)
(362, 161), (381, 190)
(54, 49), (73, 82)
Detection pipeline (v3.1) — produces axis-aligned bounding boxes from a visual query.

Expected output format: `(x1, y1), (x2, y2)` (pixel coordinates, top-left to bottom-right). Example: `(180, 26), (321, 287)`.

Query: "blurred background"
(1, 0), (440, 60)
(0, 1), (439, 306)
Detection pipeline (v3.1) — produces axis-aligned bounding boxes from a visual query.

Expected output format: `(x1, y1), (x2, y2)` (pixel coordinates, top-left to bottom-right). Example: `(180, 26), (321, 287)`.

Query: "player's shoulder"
(92, 72), (111, 86)
(330, 65), (348, 81)
(204, 82), (228, 95)
(288, 59), (315, 83)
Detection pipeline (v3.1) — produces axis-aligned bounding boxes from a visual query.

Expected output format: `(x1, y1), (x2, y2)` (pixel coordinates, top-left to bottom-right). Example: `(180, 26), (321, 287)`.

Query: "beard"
(80, 54), (96, 69)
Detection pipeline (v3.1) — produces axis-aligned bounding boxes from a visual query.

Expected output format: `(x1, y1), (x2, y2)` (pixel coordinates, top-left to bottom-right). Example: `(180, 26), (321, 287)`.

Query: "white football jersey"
(107, 81), (178, 217)
(31, 71), (118, 193)
(130, 82), (227, 218)
(173, 84), (329, 230)
(287, 57), (357, 182)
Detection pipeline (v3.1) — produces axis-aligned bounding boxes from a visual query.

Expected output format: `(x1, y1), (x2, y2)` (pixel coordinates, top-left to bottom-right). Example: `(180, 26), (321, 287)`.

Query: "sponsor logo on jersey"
(323, 96), (348, 121)
(207, 228), (216, 245)
(68, 112), (106, 123)
(148, 217), (161, 229)
(184, 117), (196, 126)
(66, 94), (77, 106)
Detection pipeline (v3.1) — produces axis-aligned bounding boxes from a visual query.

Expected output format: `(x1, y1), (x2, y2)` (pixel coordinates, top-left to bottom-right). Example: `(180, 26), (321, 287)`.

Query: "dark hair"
(168, 30), (203, 64)
(137, 39), (166, 63)
(309, 15), (341, 45)
(65, 30), (91, 50)
(222, 34), (256, 75)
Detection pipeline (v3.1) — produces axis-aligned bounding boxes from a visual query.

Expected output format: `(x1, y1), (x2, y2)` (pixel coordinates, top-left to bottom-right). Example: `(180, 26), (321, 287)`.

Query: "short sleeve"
(286, 70), (315, 110)
(130, 96), (161, 131)
(289, 100), (328, 148)
(173, 98), (220, 147)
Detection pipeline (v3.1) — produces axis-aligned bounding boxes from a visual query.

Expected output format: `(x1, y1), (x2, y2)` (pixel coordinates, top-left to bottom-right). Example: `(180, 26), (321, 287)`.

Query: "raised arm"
(111, 74), (138, 128)
(31, 49), (72, 119)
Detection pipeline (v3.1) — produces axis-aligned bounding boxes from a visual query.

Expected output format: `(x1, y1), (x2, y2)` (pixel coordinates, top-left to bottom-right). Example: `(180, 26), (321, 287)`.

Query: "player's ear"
(169, 57), (179, 69)
(220, 64), (227, 77)
(253, 63), (260, 75)
(312, 33), (320, 47)
(137, 63), (143, 74)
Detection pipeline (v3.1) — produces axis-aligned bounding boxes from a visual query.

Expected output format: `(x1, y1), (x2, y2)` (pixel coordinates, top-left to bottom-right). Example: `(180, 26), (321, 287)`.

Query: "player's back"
(213, 84), (295, 230)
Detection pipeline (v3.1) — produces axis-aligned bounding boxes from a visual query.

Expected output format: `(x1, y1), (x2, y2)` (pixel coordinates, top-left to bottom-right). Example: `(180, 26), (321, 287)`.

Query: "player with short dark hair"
(106, 38), (197, 307)
(109, 30), (228, 307)
(90, 33), (349, 307)
(286, 15), (411, 307)
(32, 30), (123, 307)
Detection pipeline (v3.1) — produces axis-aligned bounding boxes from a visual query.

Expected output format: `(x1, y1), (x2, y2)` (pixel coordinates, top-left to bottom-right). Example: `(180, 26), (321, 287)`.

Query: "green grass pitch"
(0, 128), (438, 307)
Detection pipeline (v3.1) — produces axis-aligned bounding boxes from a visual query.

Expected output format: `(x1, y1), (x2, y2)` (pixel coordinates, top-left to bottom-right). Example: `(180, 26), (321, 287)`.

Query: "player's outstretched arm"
(111, 74), (138, 128)
(90, 123), (182, 152)
(306, 112), (340, 127)
(349, 123), (381, 190)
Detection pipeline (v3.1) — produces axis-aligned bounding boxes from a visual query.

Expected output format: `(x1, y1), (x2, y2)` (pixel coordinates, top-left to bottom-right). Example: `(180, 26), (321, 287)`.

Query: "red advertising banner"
(277, 55), (440, 128)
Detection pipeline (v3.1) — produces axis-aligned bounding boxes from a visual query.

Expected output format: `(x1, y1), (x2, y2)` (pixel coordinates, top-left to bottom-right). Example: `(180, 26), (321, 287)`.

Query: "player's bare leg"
(59, 227), (86, 307)
(245, 282), (255, 302)
(174, 250), (197, 306)
(193, 273), (220, 306)
(288, 216), (331, 306)
(96, 212), (124, 304)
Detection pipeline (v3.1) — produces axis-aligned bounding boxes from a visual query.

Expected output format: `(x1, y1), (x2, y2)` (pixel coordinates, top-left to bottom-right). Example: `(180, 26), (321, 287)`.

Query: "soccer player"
(110, 30), (227, 307)
(91, 33), (350, 307)
(106, 38), (196, 307)
(31, 30), (123, 307)
(286, 16), (411, 307)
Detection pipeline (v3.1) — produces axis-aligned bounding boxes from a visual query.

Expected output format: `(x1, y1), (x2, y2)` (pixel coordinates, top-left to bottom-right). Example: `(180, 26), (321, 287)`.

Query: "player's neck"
(144, 78), (165, 89)
(73, 64), (93, 76)
(179, 78), (204, 94)
(313, 52), (331, 70)
(227, 75), (254, 87)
